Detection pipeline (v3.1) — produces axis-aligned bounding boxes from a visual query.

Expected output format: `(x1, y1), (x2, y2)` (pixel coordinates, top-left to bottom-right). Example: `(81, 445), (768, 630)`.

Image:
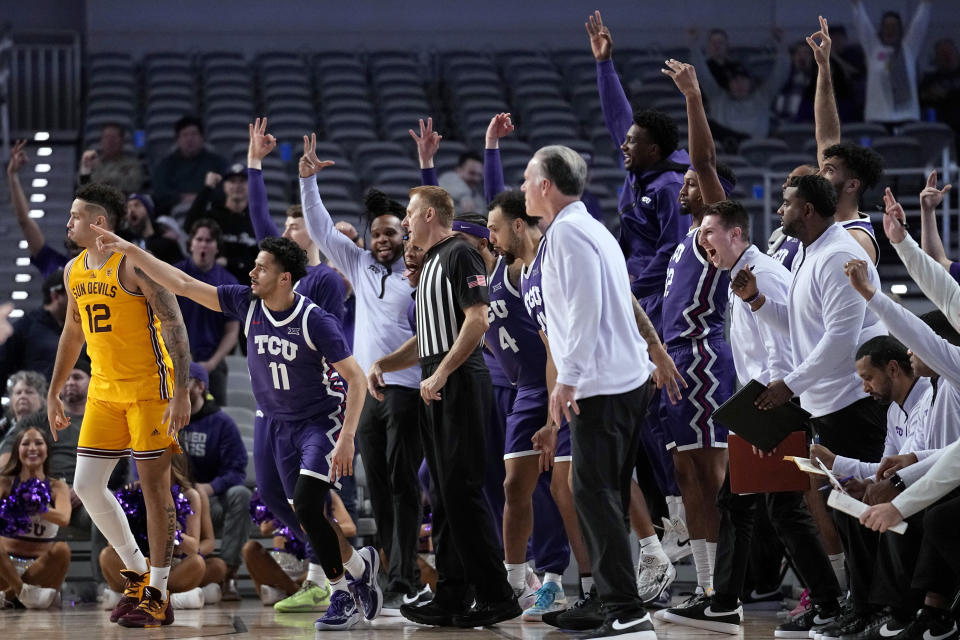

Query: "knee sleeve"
(74, 456), (121, 514)
(292, 475), (343, 578)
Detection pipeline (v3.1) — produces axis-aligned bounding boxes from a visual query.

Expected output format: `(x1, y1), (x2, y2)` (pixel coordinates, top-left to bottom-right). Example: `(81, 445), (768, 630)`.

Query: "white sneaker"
(101, 588), (121, 611)
(661, 517), (692, 563)
(18, 583), (57, 609)
(201, 582), (222, 605)
(514, 584), (539, 610)
(170, 587), (205, 609)
(637, 554), (677, 604)
(260, 584), (286, 606)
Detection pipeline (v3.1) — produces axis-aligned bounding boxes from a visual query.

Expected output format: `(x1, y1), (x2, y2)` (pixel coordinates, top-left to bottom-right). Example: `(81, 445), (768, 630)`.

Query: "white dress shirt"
(542, 200), (653, 399)
(729, 245), (793, 386)
(755, 223), (885, 417)
(892, 234), (960, 335)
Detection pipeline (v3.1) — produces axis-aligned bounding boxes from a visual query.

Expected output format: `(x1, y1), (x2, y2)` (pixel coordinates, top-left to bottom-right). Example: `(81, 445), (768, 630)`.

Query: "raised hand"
(485, 112), (515, 149)
(91, 223), (135, 255)
(0, 302), (13, 346)
(662, 59), (701, 97)
(844, 259), (876, 300)
(806, 15), (832, 67)
(6, 140), (28, 176)
(881, 187), (908, 244)
(204, 172), (222, 189)
(585, 10), (613, 62)
(409, 117), (442, 169)
(919, 170), (952, 214)
(730, 266), (759, 302)
(247, 117), (277, 169)
(299, 133), (335, 179)
(80, 149), (99, 173)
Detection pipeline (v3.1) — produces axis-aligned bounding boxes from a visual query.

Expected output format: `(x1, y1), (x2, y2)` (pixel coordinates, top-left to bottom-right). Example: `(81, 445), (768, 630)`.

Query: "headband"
(452, 220), (490, 240)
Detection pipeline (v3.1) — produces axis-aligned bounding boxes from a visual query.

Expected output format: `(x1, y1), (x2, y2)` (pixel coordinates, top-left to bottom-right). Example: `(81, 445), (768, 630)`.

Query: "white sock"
(74, 457), (149, 575)
(306, 563), (326, 586)
(666, 495), (685, 523)
(580, 575), (594, 595)
(639, 534), (670, 564)
(691, 539), (711, 591)
(149, 565), (170, 598)
(344, 550), (365, 579)
(330, 575), (349, 593)
(505, 563), (526, 592)
(829, 553), (847, 591)
(544, 572), (563, 587)
(705, 541), (717, 585)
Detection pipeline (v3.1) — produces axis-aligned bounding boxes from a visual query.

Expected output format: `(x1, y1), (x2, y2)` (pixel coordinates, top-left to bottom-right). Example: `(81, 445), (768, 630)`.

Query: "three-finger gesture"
(409, 117), (442, 169)
(299, 133), (336, 179)
(919, 170), (952, 214)
(485, 113), (515, 149)
(881, 188), (908, 244)
(247, 117), (277, 169)
(662, 59), (701, 97)
(585, 10), (613, 62)
(806, 15), (832, 67)
(7, 140), (28, 176)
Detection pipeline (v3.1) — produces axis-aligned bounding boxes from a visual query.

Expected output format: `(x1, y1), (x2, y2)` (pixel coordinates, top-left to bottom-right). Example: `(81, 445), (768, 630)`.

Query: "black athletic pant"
(713, 470), (842, 610)
(356, 385), (422, 594)
(571, 383), (650, 618)
(812, 397), (887, 614)
(911, 491), (960, 602)
(869, 511), (926, 618)
(419, 359), (512, 611)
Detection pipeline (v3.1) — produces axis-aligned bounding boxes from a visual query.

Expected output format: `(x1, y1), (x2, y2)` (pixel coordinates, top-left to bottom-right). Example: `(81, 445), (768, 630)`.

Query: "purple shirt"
(520, 237), (548, 336)
(217, 285), (351, 422)
(32, 243), (68, 278)
(950, 262), (960, 284)
(486, 257), (546, 388)
(769, 234), (802, 271)
(175, 259), (238, 361)
(661, 228), (730, 346)
(597, 60), (691, 317)
(406, 296), (417, 334)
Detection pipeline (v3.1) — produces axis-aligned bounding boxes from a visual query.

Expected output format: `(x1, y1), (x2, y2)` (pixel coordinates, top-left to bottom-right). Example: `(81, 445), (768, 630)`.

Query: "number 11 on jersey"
(268, 362), (290, 390)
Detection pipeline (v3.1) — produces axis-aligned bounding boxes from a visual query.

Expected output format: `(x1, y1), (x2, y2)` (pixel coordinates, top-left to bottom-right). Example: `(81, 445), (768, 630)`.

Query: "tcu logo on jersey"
(523, 286), (542, 312)
(488, 299), (509, 323)
(253, 335), (299, 361)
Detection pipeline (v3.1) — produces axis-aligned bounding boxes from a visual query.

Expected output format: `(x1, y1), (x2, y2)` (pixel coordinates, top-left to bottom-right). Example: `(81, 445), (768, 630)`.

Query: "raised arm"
(686, 34), (723, 100)
(247, 117), (282, 241)
(903, 1), (932, 58)
(663, 60), (725, 205)
(92, 224), (221, 311)
(757, 30), (792, 102)
(484, 113), (514, 201)
(808, 16), (841, 165)
(410, 117), (442, 186)
(46, 261), (87, 442)
(917, 171), (954, 270)
(851, 0), (881, 53)
(587, 11), (632, 149)
(6, 140), (48, 256)
(298, 133), (363, 284)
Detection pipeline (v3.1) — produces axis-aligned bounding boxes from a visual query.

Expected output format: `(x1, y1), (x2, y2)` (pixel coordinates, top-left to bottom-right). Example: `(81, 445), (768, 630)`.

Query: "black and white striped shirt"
(416, 236), (489, 364)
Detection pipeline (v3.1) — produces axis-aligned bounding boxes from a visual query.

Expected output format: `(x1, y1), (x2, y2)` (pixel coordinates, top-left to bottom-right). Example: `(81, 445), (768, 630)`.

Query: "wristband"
(745, 291), (760, 304)
(889, 473), (906, 492)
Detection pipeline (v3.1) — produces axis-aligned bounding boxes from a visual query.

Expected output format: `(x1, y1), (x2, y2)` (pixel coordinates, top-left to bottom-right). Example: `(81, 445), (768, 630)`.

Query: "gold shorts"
(77, 397), (182, 461)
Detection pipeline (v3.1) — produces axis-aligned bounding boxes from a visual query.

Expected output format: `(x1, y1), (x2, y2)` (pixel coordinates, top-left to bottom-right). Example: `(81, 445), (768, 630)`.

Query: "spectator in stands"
(0, 269), (67, 389)
(0, 371), (47, 444)
(919, 38), (960, 138)
(122, 194), (184, 265)
(0, 418), (72, 609)
(690, 28), (791, 141)
(776, 42), (816, 122)
(6, 141), (75, 278)
(439, 151), (484, 213)
(179, 362), (250, 602)
(76, 123), (144, 193)
(174, 219), (240, 406)
(701, 28), (746, 91)
(184, 164), (258, 283)
(851, 0), (932, 126)
(152, 115), (227, 216)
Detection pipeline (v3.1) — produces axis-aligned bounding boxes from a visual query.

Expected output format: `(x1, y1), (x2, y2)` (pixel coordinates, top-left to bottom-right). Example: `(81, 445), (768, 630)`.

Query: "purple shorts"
(556, 419), (571, 461)
(257, 411), (342, 501)
(661, 338), (735, 451)
(504, 385), (547, 459)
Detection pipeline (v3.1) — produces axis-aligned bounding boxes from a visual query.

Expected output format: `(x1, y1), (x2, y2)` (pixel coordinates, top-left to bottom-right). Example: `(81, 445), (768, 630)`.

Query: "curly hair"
(259, 236), (307, 284)
(75, 182), (125, 230)
(821, 143), (884, 196)
(632, 109), (679, 160)
(8, 370), (48, 399)
(489, 189), (538, 226)
(364, 188), (406, 221)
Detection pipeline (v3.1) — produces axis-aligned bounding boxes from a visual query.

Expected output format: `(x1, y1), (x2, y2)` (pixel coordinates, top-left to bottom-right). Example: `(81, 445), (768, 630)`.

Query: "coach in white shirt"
(522, 145), (656, 637)
(733, 174), (887, 621)
(695, 200), (843, 628)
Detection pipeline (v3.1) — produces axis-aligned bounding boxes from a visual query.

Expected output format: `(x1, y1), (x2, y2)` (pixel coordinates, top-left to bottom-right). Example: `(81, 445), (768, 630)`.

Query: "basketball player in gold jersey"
(45, 183), (191, 628)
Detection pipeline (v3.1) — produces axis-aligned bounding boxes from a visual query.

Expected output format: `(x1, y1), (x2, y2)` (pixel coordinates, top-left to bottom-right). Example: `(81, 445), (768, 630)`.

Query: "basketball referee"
(368, 185), (519, 628)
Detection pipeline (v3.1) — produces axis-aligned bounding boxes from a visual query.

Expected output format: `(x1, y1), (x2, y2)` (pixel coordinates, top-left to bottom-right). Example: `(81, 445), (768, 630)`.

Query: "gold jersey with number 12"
(68, 250), (174, 402)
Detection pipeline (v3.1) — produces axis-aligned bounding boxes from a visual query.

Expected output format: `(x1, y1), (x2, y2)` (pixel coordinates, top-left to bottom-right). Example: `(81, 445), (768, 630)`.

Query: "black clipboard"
(712, 380), (811, 451)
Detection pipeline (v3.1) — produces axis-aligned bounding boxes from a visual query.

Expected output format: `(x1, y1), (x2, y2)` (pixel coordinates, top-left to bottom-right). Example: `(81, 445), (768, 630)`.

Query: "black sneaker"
(583, 610), (657, 640)
(813, 608), (860, 640)
(743, 588), (786, 611)
(822, 614), (874, 640)
(399, 599), (460, 626)
(892, 607), (959, 640)
(542, 588), (605, 630)
(839, 609), (902, 640)
(383, 585), (432, 616)
(451, 597), (522, 628)
(776, 604), (841, 638)
(662, 595), (743, 634)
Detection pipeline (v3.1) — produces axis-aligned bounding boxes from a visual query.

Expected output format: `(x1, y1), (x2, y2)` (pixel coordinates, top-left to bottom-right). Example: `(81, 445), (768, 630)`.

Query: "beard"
(502, 251), (517, 265)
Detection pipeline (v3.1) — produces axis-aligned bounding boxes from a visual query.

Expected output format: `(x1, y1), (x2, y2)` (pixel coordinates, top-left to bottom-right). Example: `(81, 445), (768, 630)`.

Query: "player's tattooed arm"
(631, 294), (661, 348)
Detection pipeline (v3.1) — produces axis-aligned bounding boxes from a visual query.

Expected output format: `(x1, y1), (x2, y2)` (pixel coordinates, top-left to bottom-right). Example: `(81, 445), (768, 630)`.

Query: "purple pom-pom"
(0, 478), (53, 537)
